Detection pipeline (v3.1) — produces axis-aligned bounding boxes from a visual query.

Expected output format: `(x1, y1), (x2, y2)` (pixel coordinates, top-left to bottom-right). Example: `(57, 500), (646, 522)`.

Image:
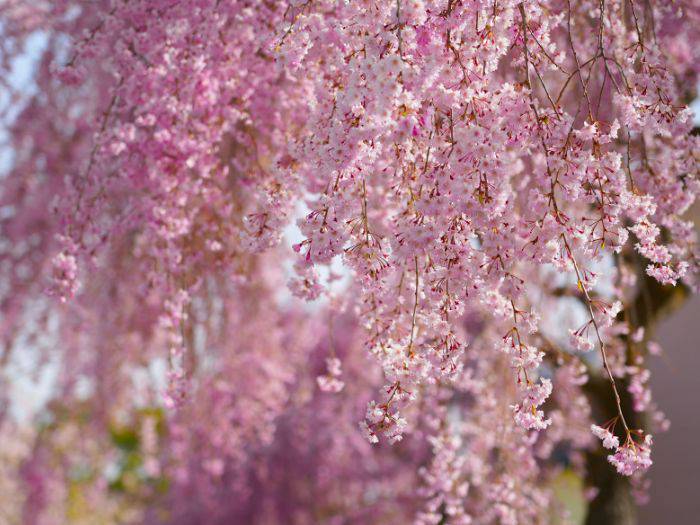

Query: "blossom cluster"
(592, 424), (653, 476)
(0, 0), (698, 523)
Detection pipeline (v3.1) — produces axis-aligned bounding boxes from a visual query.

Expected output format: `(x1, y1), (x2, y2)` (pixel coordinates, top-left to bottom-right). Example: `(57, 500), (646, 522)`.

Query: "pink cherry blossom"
(0, 0), (697, 522)
(608, 435), (654, 476)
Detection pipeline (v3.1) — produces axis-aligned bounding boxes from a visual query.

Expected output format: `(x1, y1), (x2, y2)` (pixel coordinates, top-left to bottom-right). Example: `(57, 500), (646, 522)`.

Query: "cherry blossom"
(0, 0), (697, 522)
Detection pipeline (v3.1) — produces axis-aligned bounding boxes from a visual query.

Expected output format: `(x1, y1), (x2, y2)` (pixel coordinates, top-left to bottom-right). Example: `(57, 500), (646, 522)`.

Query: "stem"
(407, 255), (419, 357)
(563, 236), (631, 437)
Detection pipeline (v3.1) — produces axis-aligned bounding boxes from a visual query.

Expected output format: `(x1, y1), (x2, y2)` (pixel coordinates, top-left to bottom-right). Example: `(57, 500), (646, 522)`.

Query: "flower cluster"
(592, 423), (654, 476)
(316, 357), (345, 393)
(0, 0), (697, 523)
(608, 435), (654, 477)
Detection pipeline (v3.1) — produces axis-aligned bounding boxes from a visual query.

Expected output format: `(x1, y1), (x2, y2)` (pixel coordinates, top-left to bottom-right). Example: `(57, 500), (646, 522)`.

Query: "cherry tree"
(0, 1), (698, 524)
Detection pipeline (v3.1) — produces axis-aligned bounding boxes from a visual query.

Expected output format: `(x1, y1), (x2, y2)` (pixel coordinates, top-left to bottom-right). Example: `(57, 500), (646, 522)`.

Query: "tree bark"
(585, 441), (637, 525)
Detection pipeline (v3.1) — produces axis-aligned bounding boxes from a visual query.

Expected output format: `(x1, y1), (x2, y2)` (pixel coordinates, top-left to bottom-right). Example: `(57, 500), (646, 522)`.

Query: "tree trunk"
(585, 450), (637, 525)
